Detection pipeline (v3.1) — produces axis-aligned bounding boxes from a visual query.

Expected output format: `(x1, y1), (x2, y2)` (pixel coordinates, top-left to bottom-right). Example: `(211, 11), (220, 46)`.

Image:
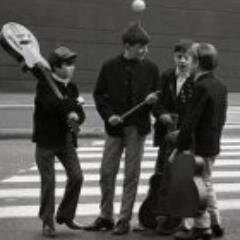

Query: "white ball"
(131, 0), (146, 13)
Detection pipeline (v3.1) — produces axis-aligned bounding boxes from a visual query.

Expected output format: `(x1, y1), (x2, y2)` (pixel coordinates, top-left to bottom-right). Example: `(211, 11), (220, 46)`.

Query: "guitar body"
(139, 152), (208, 228)
(138, 173), (163, 229)
(165, 152), (208, 217)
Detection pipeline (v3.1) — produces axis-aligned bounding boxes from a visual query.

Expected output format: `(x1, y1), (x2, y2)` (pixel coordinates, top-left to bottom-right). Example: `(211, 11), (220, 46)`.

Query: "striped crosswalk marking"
(1, 136), (240, 218)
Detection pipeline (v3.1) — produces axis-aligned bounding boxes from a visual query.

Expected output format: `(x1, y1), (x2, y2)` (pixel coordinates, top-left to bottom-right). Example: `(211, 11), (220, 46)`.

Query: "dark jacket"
(31, 67), (85, 148)
(153, 68), (194, 146)
(94, 55), (160, 136)
(176, 72), (228, 157)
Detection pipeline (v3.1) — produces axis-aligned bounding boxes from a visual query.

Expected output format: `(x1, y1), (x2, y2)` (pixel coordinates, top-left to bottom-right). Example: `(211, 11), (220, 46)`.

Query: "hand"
(168, 148), (178, 163)
(108, 115), (123, 126)
(77, 96), (85, 105)
(145, 92), (159, 105)
(165, 130), (180, 144)
(67, 111), (79, 121)
(67, 118), (79, 135)
(159, 113), (174, 126)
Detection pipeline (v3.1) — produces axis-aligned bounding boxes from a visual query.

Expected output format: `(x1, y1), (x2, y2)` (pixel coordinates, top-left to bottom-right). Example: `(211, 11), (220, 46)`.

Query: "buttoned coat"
(176, 72), (228, 157)
(153, 68), (194, 146)
(93, 55), (160, 136)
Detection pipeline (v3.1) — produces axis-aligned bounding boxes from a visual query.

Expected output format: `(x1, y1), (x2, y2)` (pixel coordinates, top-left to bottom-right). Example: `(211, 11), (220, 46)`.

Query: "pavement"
(0, 92), (240, 139)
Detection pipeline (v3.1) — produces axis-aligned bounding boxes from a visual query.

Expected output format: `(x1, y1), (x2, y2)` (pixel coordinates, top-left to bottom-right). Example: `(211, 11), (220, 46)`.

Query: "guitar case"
(139, 151), (208, 228)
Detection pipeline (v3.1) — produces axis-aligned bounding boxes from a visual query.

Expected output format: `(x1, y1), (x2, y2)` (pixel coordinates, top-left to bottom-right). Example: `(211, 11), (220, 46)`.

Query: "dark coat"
(31, 67), (85, 148)
(153, 68), (194, 146)
(176, 72), (228, 157)
(93, 55), (160, 136)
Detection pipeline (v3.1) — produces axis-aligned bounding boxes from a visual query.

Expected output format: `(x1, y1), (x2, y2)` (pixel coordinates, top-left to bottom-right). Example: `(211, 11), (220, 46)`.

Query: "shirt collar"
(51, 73), (70, 86)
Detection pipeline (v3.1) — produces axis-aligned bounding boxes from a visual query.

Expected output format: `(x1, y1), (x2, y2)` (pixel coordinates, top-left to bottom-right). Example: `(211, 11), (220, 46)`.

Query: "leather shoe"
(174, 227), (212, 240)
(42, 223), (56, 238)
(83, 217), (114, 231)
(56, 218), (83, 230)
(112, 220), (130, 235)
(211, 224), (224, 237)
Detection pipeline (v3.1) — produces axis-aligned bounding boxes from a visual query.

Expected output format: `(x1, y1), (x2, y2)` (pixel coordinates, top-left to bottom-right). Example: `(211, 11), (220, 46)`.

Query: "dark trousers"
(35, 136), (83, 227)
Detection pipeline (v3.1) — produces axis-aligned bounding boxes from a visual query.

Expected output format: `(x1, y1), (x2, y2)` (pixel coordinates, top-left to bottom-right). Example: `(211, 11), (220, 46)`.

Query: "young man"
(31, 46), (85, 237)
(84, 22), (160, 235)
(172, 43), (227, 240)
(151, 39), (195, 235)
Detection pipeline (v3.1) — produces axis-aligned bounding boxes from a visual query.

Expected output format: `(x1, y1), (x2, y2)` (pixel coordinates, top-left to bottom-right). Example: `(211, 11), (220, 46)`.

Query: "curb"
(0, 128), (105, 140)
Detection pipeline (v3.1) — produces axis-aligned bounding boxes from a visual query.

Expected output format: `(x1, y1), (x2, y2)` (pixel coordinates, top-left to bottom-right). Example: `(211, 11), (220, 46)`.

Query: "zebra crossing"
(1, 137), (240, 218)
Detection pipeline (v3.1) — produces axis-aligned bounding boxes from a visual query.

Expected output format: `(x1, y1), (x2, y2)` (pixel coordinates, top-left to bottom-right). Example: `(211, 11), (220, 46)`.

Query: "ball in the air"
(131, 0), (146, 13)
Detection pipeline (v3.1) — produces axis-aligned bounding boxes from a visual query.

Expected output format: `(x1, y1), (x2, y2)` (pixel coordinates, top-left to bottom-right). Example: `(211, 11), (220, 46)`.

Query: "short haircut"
(121, 22), (150, 46)
(197, 43), (218, 71)
(174, 39), (194, 53)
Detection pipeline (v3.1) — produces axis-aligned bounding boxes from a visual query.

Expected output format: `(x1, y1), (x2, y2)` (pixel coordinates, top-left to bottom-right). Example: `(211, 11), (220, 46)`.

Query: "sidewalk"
(0, 92), (239, 139)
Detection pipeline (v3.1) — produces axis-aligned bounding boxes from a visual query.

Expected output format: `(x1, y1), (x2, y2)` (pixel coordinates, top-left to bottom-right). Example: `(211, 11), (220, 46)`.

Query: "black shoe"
(156, 217), (182, 235)
(211, 224), (224, 237)
(174, 227), (212, 240)
(42, 223), (56, 238)
(56, 218), (83, 230)
(83, 217), (114, 231)
(112, 220), (130, 235)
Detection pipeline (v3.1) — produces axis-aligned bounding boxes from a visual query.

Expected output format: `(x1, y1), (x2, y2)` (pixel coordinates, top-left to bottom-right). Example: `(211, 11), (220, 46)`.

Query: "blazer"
(153, 68), (194, 146)
(93, 54), (160, 136)
(176, 72), (228, 157)
(31, 67), (85, 148)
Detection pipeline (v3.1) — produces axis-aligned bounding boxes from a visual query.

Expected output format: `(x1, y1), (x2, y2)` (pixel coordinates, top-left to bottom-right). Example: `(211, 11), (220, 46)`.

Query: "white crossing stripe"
(28, 159), (240, 171)
(1, 183), (240, 199)
(1, 199), (240, 218)
(92, 138), (240, 146)
(3, 170), (240, 183)
(1, 136), (240, 219)
(76, 145), (240, 151)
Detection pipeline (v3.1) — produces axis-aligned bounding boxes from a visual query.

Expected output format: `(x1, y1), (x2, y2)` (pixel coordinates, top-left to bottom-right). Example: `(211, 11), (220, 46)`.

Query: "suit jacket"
(176, 72), (228, 157)
(153, 68), (194, 146)
(93, 54), (160, 136)
(31, 66), (85, 148)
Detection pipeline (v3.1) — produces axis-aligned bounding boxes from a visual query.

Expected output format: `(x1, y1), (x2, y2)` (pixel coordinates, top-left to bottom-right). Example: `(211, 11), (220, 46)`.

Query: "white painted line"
(1, 183), (240, 199)
(0, 186), (148, 198)
(77, 145), (240, 152)
(77, 147), (158, 152)
(224, 125), (240, 129)
(28, 159), (240, 172)
(76, 151), (240, 158)
(3, 170), (240, 184)
(1, 198), (240, 218)
(92, 138), (240, 146)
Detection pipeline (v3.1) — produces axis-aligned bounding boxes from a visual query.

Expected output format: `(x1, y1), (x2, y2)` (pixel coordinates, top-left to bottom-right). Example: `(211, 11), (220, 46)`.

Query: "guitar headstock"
(1, 22), (50, 69)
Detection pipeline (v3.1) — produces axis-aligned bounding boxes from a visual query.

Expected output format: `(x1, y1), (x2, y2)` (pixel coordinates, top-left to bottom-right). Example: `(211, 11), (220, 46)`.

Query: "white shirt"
(175, 68), (190, 96)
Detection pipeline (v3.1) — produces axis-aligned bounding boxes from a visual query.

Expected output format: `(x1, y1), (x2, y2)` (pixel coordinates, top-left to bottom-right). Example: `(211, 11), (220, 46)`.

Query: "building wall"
(0, 0), (240, 92)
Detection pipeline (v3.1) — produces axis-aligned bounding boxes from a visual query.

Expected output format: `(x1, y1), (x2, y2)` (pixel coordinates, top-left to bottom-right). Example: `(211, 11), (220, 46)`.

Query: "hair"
(196, 43), (218, 71)
(174, 39), (194, 53)
(121, 22), (150, 46)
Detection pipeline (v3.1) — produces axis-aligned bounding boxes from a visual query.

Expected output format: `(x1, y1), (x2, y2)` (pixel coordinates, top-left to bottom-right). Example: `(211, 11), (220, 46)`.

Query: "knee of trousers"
(69, 173), (83, 185)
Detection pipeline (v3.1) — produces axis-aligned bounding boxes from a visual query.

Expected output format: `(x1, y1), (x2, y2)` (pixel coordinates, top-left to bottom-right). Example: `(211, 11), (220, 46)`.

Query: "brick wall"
(0, 0), (240, 92)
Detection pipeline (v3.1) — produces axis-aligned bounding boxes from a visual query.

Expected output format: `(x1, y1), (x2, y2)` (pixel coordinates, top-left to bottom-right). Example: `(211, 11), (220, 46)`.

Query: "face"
(126, 43), (149, 60)
(54, 62), (75, 79)
(174, 51), (194, 73)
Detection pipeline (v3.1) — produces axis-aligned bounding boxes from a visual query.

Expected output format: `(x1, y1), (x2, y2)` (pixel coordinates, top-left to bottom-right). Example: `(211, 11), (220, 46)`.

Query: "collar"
(51, 73), (70, 86)
(194, 71), (211, 82)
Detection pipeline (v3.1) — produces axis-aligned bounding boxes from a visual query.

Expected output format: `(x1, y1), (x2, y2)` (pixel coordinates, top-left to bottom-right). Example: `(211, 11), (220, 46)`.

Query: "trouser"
(99, 126), (146, 221)
(35, 136), (83, 227)
(193, 156), (221, 228)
